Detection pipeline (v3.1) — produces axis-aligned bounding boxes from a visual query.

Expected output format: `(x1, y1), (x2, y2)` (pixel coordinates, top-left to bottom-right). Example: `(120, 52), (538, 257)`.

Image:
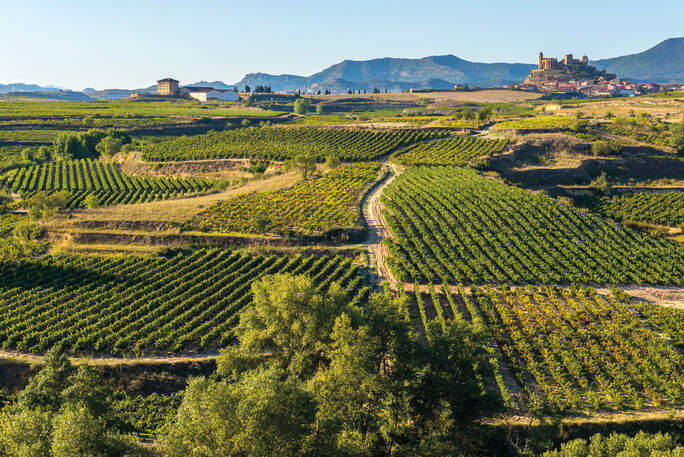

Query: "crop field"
(140, 126), (445, 162)
(0, 100), (282, 119)
(0, 116), (187, 128)
(382, 166), (683, 285)
(3, 159), (213, 207)
(412, 285), (683, 412)
(0, 129), (64, 143)
(603, 124), (671, 147)
(575, 191), (684, 226)
(0, 249), (368, 355)
(393, 135), (507, 166)
(492, 116), (583, 130)
(186, 163), (381, 234)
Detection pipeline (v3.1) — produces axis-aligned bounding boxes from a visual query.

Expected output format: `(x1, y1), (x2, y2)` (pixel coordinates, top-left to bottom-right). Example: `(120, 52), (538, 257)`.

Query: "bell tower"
(538, 51), (543, 69)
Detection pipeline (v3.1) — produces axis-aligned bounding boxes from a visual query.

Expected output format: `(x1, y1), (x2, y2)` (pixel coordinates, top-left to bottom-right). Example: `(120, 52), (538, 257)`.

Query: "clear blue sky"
(1, 0), (681, 90)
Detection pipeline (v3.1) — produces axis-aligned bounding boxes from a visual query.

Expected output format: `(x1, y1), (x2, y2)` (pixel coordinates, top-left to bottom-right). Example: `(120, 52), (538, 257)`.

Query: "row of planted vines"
(394, 135), (507, 166)
(0, 249), (368, 356)
(2, 159), (213, 207)
(408, 285), (683, 412)
(186, 163), (381, 234)
(140, 126), (446, 162)
(492, 116), (584, 130)
(575, 191), (684, 227)
(381, 166), (683, 285)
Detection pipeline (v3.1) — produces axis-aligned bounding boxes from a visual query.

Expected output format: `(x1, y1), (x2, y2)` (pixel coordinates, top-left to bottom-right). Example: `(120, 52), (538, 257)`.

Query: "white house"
(186, 87), (240, 102)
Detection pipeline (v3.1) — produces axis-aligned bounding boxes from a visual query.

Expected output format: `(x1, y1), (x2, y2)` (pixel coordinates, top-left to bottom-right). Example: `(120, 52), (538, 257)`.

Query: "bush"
(13, 221), (45, 242)
(543, 431), (681, 457)
(83, 194), (101, 209)
(591, 140), (623, 156)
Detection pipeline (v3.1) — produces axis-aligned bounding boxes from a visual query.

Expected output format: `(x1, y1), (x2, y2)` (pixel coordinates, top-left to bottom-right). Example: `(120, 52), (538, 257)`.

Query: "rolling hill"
(592, 37), (684, 83)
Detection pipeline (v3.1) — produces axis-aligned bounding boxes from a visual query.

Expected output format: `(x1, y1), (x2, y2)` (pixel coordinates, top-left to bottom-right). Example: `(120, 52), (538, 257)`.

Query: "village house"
(157, 78), (180, 96)
(183, 86), (240, 102)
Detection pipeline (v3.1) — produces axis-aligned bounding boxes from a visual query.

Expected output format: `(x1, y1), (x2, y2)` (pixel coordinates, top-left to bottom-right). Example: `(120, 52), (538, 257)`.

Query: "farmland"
(382, 166), (683, 285)
(410, 285), (683, 412)
(0, 92), (682, 456)
(574, 191), (684, 226)
(394, 135), (507, 166)
(140, 126), (445, 162)
(186, 163), (381, 234)
(0, 249), (367, 355)
(2, 159), (213, 207)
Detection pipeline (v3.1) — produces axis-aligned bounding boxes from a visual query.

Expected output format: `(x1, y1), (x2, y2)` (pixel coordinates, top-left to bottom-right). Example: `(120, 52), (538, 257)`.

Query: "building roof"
(157, 78), (179, 83)
(186, 86), (234, 93)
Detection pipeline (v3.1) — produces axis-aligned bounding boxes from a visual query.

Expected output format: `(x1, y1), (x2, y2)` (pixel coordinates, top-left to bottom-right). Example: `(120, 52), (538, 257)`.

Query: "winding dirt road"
(362, 162), (401, 288)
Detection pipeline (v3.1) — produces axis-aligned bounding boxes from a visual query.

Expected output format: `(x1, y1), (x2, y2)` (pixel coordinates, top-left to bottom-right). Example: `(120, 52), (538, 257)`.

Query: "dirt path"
(362, 161), (401, 287)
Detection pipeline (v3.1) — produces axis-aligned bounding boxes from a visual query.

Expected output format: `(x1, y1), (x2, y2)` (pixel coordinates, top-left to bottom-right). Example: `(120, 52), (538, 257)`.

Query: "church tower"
(539, 51), (543, 69)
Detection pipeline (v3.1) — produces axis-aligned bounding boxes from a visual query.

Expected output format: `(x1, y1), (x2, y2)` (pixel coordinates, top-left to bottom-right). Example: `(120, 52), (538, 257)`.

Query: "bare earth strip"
(0, 350), (218, 367)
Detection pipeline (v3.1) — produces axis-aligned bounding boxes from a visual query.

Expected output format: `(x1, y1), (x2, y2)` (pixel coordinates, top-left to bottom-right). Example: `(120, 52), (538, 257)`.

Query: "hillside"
(236, 56), (536, 92)
(592, 37), (684, 83)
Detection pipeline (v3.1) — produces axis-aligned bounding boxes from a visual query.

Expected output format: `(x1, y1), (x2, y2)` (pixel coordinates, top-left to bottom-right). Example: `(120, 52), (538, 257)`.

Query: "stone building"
(157, 78), (179, 96)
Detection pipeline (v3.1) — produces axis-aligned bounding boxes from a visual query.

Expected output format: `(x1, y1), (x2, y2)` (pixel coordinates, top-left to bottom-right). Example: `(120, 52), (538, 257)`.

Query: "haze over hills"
(592, 37), (684, 83)
(2, 38), (682, 98)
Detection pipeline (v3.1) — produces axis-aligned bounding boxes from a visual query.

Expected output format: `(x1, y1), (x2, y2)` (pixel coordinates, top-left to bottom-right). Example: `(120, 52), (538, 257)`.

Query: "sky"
(1, 0), (682, 90)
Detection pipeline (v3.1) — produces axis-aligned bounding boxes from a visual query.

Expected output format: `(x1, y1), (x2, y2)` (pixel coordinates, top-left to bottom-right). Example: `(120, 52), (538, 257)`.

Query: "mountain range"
(2, 38), (682, 98)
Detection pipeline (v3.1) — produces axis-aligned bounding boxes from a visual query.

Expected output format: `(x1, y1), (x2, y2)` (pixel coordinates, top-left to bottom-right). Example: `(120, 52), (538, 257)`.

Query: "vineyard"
(575, 191), (683, 226)
(186, 163), (381, 234)
(603, 124), (671, 147)
(410, 285), (683, 412)
(0, 129), (64, 143)
(2, 159), (213, 207)
(0, 249), (368, 355)
(382, 166), (683, 285)
(0, 100), (281, 119)
(0, 116), (186, 128)
(140, 126), (445, 162)
(393, 135), (507, 166)
(492, 116), (584, 131)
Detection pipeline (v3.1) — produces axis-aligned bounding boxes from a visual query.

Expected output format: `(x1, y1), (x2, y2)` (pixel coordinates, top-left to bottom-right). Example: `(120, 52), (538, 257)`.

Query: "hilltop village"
(517, 52), (662, 96)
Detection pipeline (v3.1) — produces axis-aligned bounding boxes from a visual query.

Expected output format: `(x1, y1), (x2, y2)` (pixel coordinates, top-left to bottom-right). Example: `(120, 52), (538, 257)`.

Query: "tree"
(95, 136), (124, 161)
(217, 274), (354, 380)
(162, 368), (316, 457)
(325, 155), (340, 169)
(347, 88), (353, 95)
(477, 106), (493, 121)
(245, 85), (251, 93)
(52, 133), (82, 160)
(316, 104), (325, 115)
(1, 346), (150, 457)
(293, 98), (312, 115)
(285, 154), (316, 181)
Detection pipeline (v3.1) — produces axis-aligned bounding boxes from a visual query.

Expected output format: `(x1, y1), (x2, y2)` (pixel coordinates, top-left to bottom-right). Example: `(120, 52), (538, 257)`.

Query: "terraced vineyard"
(493, 116), (584, 131)
(140, 126), (445, 162)
(0, 129), (64, 143)
(409, 285), (683, 412)
(0, 249), (368, 355)
(575, 191), (684, 226)
(394, 135), (507, 166)
(382, 167), (683, 285)
(186, 163), (381, 234)
(2, 159), (213, 207)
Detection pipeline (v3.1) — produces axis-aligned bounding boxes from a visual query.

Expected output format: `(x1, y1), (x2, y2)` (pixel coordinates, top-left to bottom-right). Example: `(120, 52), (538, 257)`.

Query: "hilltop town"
(517, 51), (663, 96)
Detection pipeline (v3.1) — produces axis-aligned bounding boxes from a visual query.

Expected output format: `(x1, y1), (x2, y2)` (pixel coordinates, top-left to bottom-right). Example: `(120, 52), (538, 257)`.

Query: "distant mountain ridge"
(592, 37), (684, 83)
(236, 38), (684, 91)
(3, 38), (682, 97)
(236, 56), (536, 92)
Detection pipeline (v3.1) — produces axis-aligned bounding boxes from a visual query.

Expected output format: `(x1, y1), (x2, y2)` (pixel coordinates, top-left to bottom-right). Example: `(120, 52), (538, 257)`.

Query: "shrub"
(83, 194), (101, 209)
(293, 98), (311, 115)
(13, 220), (45, 241)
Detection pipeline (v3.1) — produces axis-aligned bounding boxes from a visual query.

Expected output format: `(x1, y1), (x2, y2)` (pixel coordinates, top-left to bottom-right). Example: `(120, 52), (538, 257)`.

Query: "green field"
(0, 249), (368, 355)
(140, 126), (444, 162)
(186, 163), (381, 234)
(382, 166), (683, 285)
(394, 135), (507, 166)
